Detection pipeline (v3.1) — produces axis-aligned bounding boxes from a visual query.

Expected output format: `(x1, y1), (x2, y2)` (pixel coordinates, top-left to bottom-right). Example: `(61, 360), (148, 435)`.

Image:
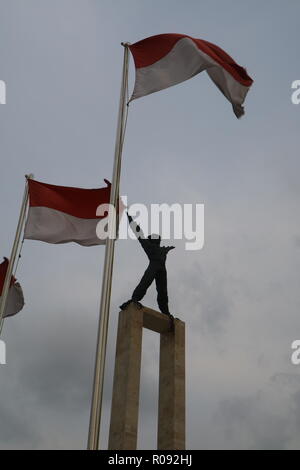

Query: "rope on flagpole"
(13, 238), (25, 278)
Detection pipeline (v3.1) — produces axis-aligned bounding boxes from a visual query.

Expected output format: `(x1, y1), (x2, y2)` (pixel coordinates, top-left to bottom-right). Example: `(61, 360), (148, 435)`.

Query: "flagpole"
(87, 43), (130, 451)
(0, 174), (33, 336)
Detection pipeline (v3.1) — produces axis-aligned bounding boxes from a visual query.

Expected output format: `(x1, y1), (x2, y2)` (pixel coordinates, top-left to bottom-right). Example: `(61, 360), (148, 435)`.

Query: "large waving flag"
(129, 33), (253, 118)
(24, 179), (114, 246)
(0, 258), (24, 318)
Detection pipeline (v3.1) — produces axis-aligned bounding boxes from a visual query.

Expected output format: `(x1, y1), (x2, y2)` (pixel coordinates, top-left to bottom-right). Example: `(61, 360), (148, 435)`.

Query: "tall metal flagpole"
(0, 174), (33, 337)
(87, 43), (130, 451)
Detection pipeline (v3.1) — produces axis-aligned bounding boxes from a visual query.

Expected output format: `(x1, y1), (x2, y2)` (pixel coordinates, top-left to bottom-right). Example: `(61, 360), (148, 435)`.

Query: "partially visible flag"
(24, 179), (115, 246)
(129, 33), (253, 118)
(0, 258), (24, 318)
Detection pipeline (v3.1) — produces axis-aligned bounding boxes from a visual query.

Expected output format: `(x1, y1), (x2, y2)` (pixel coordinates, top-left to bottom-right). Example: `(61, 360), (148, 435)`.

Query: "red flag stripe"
(0, 258), (15, 295)
(28, 179), (111, 220)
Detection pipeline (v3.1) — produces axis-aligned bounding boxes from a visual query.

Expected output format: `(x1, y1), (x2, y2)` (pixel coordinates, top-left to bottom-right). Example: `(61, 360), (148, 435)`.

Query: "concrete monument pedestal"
(108, 303), (185, 450)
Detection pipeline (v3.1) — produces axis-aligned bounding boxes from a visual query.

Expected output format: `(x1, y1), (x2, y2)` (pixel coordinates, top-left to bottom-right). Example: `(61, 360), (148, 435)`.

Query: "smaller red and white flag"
(129, 33), (253, 118)
(0, 258), (24, 318)
(24, 179), (117, 246)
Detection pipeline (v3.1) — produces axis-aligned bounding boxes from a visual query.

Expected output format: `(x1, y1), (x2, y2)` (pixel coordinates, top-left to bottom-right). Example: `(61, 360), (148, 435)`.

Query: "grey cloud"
(1, 0), (300, 450)
(173, 262), (232, 335)
(214, 394), (291, 450)
(0, 404), (41, 449)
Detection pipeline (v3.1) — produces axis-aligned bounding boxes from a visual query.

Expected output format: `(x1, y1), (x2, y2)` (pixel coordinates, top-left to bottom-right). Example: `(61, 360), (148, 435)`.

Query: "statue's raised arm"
(127, 212), (145, 240)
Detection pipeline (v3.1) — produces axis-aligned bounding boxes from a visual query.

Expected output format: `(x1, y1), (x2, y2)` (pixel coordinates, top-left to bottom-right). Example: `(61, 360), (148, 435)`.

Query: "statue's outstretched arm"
(165, 246), (175, 253)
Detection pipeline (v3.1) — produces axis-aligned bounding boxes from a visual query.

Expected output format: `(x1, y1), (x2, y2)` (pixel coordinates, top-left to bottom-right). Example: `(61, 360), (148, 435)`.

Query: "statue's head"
(148, 234), (161, 245)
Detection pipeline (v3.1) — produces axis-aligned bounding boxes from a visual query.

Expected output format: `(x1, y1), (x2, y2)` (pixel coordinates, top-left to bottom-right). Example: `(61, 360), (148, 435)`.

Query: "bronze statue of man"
(120, 212), (175, 316)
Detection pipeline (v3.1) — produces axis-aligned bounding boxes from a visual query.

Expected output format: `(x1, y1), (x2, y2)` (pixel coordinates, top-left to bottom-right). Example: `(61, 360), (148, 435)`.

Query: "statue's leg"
(132, 264), (156, 302)
(120, 266), (156, 311)
(155, 268), (170, 315)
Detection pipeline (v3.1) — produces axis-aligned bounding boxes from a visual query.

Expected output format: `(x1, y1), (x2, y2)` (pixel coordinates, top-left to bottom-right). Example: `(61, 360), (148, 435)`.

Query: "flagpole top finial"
(121, 42), (131, 47)
(25, 174), (34, 180)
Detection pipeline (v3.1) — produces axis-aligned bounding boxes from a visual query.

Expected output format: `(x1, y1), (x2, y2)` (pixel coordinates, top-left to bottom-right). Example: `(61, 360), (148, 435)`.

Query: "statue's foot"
(161, 310), (172, 317)
(119, 299), (143, 311)
(131, 300), (143, 309)
(168, 313), (175, 331)
(161, 311), (175, 330)
(119, 299), (132, 310)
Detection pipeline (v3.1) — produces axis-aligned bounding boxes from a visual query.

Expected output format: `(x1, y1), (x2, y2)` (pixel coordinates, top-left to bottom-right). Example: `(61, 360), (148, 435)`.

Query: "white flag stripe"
(25, 207), (107, 246)
(206, 66), (249, 118)
(1, 283), (24, 318)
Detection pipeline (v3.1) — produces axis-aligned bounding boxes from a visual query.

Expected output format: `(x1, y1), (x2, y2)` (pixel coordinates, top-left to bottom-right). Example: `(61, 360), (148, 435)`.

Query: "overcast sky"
(0, 0), (300, 450)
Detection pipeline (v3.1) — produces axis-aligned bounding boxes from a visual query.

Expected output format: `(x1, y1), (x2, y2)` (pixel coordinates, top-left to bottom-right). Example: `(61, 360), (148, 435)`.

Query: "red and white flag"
(24, 179), (115, 246)
(0, 258), (24, 318)
(129, 33), (253, 118)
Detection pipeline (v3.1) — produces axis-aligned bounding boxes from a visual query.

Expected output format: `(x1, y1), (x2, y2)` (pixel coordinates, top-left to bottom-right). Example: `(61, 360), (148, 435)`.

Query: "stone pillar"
(108, 306), (143, 450)
(157, 318), (185, 450)
(108, 303), (185, 450)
